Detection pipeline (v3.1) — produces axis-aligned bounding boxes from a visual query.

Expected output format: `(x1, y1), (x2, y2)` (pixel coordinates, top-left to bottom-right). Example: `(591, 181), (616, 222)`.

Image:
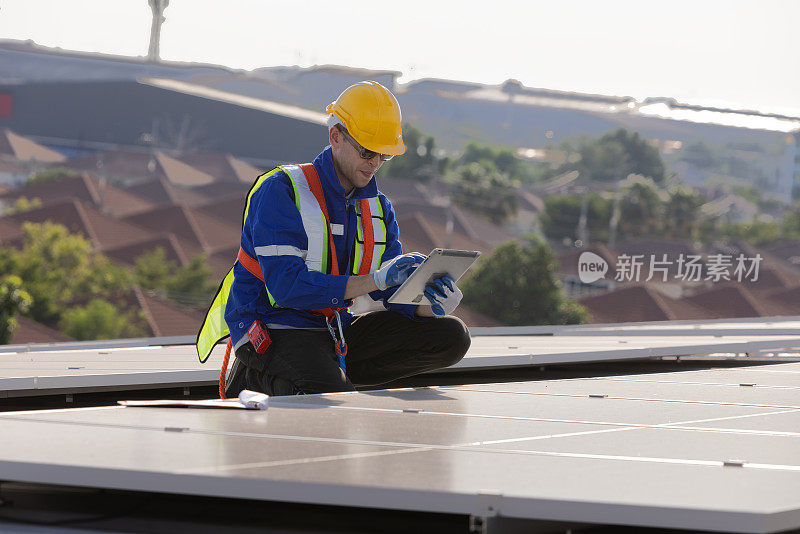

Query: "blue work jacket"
(224, 146), (419, 346)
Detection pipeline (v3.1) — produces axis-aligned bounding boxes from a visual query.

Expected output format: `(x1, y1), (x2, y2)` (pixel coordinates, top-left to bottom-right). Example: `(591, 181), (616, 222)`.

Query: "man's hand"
(374, 252), (427, 291)
(423, 275), (463, 318)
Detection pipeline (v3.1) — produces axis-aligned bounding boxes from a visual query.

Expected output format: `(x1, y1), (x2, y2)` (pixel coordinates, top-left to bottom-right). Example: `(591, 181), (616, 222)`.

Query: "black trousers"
(225, 311), (471, 397)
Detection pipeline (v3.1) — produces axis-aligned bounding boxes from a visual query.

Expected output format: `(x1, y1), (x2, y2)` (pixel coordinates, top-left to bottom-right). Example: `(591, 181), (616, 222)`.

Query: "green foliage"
(782, 202), (800, 238)
(554, 128), (666, 184)
(134, 247), (175, 291)
(2, 197), (42, 215)
(681, 141), (719, 170)
(380, 124), (442, 181)
(713, 221), (783, 246)
(134, 248), (215, 307)
(446, 162), (518, 224)
(3, 222), (132, 327)
(0, 275), (32, 344)
(459, 141), (541, 184)
(540, 193), (612, 244)
(461, 240), (588, 326)
(381, 127), (544, 186)
(60, 299), (145, 341)
(663, 186), (705, 240)
(618, 177), (664, 237)
(26, 167), (79, 185)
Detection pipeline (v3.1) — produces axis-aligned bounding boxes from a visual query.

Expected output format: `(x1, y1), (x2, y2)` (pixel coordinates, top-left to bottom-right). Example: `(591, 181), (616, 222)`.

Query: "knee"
(437, 316), (471, 367)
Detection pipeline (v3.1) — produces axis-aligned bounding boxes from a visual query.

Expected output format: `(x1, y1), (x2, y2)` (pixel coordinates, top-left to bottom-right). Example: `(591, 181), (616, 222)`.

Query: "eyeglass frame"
(335, 124), (395, 162)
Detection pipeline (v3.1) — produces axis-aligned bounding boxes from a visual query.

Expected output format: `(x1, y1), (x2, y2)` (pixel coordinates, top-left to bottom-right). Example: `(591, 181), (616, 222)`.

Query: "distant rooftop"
(139, 77), (327, 125)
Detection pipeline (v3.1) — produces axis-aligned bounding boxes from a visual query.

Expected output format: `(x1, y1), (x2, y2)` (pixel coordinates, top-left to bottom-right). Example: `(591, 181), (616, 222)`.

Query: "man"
(199, 81), (470, 397)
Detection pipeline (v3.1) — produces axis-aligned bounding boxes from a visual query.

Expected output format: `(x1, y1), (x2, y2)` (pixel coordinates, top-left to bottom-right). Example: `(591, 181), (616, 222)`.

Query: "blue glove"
(423, 275), (463, 318)
(374, 252), (427, 291)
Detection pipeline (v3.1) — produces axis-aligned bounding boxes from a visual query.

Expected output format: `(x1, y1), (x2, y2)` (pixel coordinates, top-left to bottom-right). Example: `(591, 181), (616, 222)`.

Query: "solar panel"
(2, 321), (798, 398)
(0, 360), (798, 532)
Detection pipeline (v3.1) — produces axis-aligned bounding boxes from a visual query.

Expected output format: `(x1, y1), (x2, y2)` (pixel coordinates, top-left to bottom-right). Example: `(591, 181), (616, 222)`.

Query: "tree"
(461, 239), (588, 325)
(554, 128), (666, 184)
(2, 197), (42, 215)
(618, 177), (664, 238)
(380, 124), (441, 182)
(134, 248), (215, 307)
(134, 247), (176, 291)
(782, 202), (800, 239)
(60, 299), (145, 341)
(540, 193), (612, 244)
(165, 255), (215, 306)
(446, 162), (518, 224)
(26, 168), (79, 185)
(664, 186), (705, 240)
(681, 141), (719, 170)
(5, 222), (132, 325)
(0, 275), (32, 344)
(459, 141), (540, 184)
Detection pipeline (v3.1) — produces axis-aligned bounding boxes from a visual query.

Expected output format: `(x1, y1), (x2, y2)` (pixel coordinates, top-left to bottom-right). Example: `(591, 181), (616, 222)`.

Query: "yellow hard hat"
(326, 81), (405, 156)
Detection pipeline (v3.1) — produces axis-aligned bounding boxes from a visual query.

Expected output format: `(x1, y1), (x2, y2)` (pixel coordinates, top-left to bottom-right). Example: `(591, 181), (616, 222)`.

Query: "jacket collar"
(314, 146), (378, 200)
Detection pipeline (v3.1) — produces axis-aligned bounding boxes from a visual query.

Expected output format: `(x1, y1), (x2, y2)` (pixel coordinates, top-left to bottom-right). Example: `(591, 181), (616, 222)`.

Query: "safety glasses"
(337, 125), (395, 162)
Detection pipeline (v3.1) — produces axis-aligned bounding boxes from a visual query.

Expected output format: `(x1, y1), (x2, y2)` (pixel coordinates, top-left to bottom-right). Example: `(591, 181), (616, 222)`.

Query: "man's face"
(330, 126), (384, 193)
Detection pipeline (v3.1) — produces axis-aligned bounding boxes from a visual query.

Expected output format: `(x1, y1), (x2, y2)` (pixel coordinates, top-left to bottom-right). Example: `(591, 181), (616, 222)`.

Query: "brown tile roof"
(207, 247), (238, 281)
(0, 217), (22, 245)
(123, 177), (210, 207)
(190, 210), (242, 252)
(613, 238), (704, 278)
(763, 285), (800, 315)
(615, 238), (702, 258)
(0, 173), (154, 216)
(0, 129), (66, 163)
(740, 266), (799, 293)
(177, 153), (263, 183)
(11, 317), (73, 344)
(718, 240), (800, 289)
(394, 212), (439, 255)
(390, 199), (512, 251)
(187, 180), (251, 200)
(65, 150), (166, 182)
(557, 244), (619, 279)
(133, 287), (204, 337)
(764, 240), (800, 267)
(121, 204), (240, 253)
(155, 152), (215, 187)
(395, 212), (491, 257)
(197, 194), (246, 227)
(684, 284), (783, 318)
(0, 158), (27, 175)
(377, 178), (430, 204)
(102, 235), (190, 268)
(4, 197), (153, 249)
(579, 285), (717, 324)
(451, 205), (516, 248)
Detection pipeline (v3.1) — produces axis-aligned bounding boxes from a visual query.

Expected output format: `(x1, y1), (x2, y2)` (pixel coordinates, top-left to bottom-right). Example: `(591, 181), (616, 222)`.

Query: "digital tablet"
(387, 248), (481, 305)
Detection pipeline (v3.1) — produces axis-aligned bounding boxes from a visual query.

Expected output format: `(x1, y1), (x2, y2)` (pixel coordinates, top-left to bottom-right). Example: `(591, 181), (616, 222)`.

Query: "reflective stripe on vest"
(196, 163), (380, 363)
(351, 197), (387, 275)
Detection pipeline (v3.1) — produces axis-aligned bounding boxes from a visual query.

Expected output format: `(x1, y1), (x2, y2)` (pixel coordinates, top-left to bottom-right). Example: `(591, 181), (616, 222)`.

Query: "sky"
(1, 0), (798, 117)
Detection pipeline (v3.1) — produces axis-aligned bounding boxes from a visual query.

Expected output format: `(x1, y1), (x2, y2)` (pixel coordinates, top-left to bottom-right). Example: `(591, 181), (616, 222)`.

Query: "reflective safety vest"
(196, 163), (387, 363)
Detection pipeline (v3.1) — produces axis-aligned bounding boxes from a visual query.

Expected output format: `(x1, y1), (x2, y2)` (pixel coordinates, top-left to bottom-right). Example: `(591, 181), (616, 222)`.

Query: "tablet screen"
(386, 248), (481, 305)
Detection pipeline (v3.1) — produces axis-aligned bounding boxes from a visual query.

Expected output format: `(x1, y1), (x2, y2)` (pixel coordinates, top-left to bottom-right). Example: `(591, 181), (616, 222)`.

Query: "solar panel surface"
(0, 360), (798, 532)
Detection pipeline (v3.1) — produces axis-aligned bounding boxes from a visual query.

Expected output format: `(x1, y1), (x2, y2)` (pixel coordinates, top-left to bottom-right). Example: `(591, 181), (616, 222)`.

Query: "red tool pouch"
(247, 320), (272, 354)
